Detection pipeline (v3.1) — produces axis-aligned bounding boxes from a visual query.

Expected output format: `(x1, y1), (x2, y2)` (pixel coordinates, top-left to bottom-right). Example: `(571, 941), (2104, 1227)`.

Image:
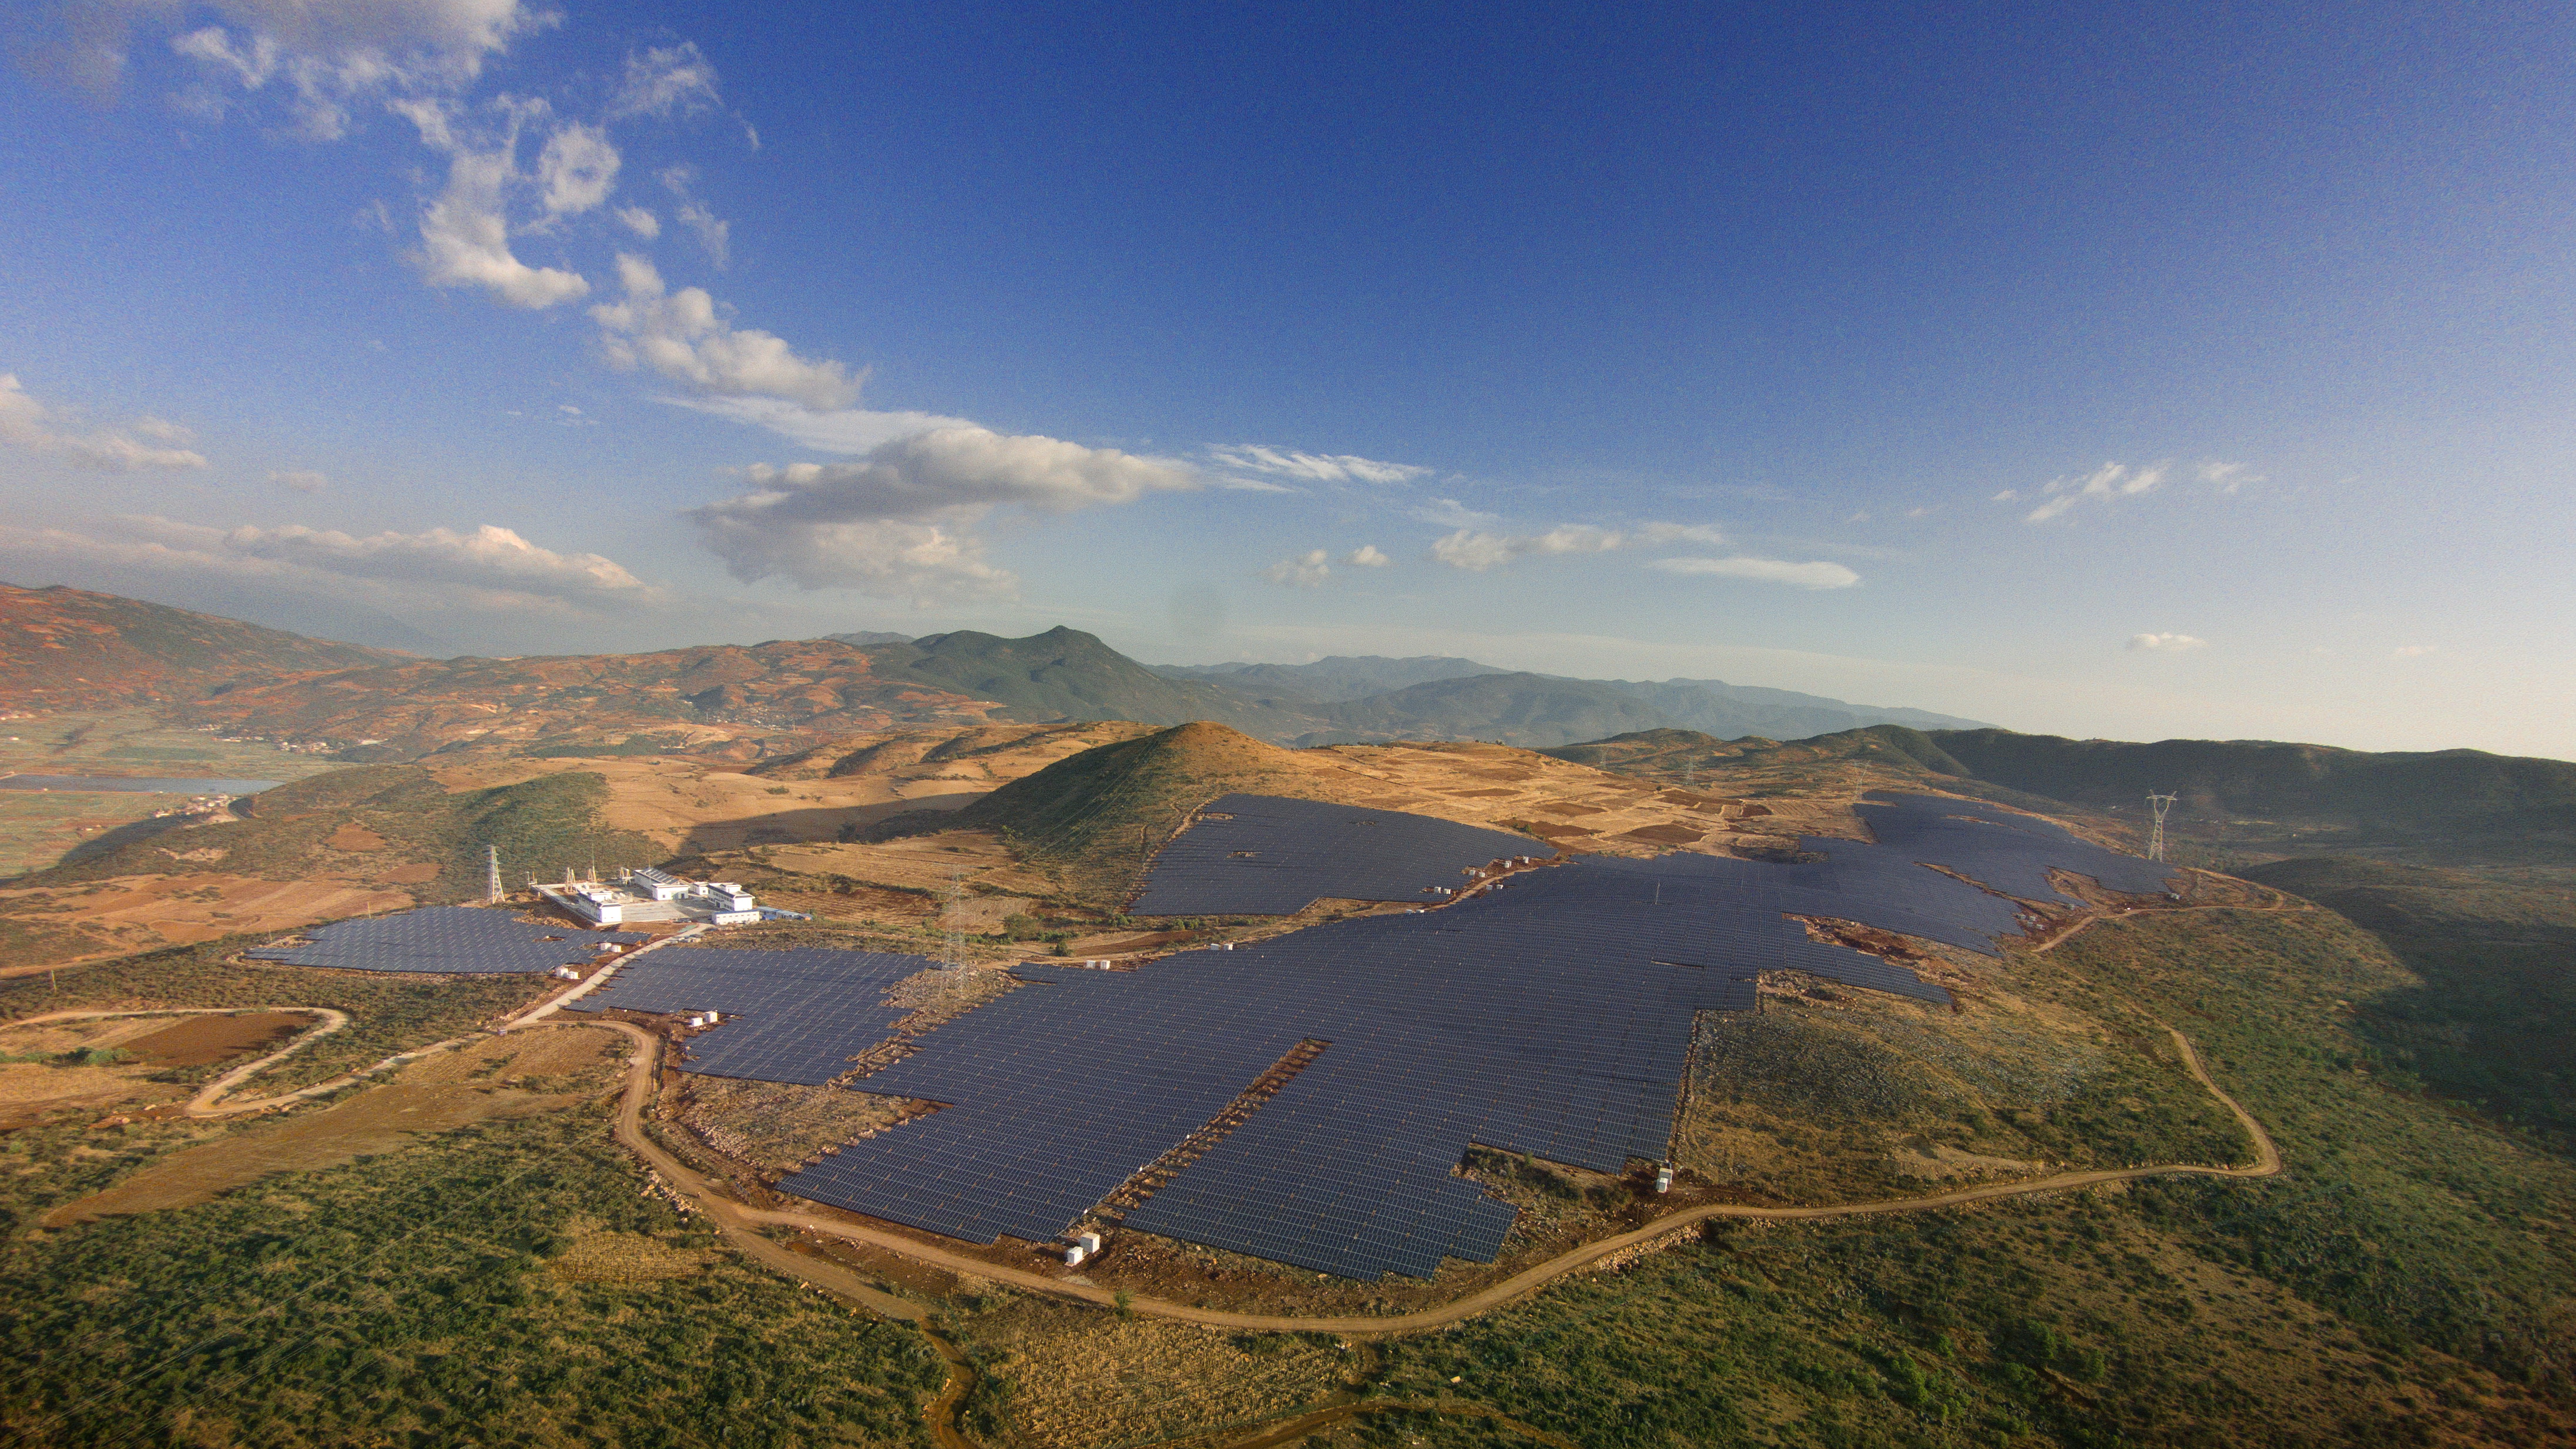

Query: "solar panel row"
(1132, 794), (1547, 915)
(562, 947), (939, 1085)
(243, 905), (649, 975)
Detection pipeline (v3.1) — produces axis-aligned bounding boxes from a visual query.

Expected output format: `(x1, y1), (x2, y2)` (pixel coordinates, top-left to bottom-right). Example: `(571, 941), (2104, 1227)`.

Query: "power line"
(2145, 791), (2177, 862)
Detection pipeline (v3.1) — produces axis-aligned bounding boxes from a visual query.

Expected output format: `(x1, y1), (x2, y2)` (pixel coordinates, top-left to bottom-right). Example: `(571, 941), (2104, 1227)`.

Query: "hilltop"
(851, 628), (1315, 736)
(0, 582), (405, 710)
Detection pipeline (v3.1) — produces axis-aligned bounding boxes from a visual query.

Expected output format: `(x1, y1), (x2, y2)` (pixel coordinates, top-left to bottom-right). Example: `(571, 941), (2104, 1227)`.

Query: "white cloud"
(270, 469), (327, 492)
(535, 122), (618, 217)
(0, 375), (209, 471)
(592, 254), (857, 408)
(1263, 549), (1331, 588)
(1408, 497), (1501, 528)
(2392, 643), (2436, 658)
(1209, 444), (1431, 485)
(1346, 545), (1391, 568)
(1430, 525), (1624, 571)
(686, 426), (1195, 600)
(164, 0), (552, 139)
(2023, 461), (2168, 524)
(1649, 556), (1861, 589)
(2126, 632), (2209, 652)
(667, 395), (980, 454)
(1635, 522), (1728, 545)
(0, 514), (656, 613)
(614, 205), (660, 239)
(676, 201), (730, 267)
(608, 42), (722, 120)
(398, 99), (590, 308)
(2196, 459), (2263, 492)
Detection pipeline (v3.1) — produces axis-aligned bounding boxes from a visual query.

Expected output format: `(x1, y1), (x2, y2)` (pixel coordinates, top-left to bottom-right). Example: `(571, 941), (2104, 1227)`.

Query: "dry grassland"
(0, 1010), (321, 1129)
(0, 873), (415, 977)
(39, 1028), (626, 1225)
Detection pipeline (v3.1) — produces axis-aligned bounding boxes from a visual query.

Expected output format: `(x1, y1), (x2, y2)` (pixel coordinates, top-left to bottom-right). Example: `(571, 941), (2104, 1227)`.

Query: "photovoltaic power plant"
(772, 793), (2178, 1277)
(562, 947), (938, 1085)
(243, 905), (648, 974)
(1130, 794), (1548, 915)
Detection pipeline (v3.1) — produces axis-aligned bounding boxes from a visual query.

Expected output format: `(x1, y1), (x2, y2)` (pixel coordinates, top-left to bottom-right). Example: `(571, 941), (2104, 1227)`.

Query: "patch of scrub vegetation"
(2242, 856), (2576, 1155)
(0, 1094), (947, 1445)
(938, 1292), (1356, 1449)
(0, 937), (551, 1094)
(1673, 978), (2248, 1203)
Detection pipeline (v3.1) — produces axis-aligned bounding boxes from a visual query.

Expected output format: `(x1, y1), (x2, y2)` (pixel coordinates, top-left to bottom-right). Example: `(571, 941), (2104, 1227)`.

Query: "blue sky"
(3, 2), (2572, 757)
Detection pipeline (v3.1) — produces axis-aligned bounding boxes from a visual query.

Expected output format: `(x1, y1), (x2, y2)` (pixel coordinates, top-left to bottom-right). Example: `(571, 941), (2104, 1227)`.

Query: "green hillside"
(891, 721), (1357, 901)
(1920, 729), (2576, 862)
(26, 765), (661, 900)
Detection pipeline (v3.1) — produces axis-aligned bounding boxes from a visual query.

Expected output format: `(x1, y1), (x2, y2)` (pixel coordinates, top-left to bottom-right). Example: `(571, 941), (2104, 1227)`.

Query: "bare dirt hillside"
(0, 583), (404, 710)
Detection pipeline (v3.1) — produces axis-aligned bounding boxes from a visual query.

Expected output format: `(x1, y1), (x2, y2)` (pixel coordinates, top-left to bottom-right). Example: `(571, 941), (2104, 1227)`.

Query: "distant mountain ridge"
(0, 582), (408, 711)
(0, 586), (1987, 759)
(1149, 653), (1985, 746)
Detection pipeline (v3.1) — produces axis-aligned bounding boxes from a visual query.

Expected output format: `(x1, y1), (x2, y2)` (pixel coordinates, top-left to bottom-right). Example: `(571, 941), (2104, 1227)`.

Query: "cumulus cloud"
(614, 205), (660, 238)
(535, 122), (618, 217)
(1209, 445), (1431, 485)
(1263, 549), (1332, 588)
(1346, 545), (1391, 568)
(1430, 525), (1624, 571)
(398, 99), (589, 308)
(608, 41), (721, 120)
(686, 426), (1195, 600)
(0, 514), (656, 613)
(0, 375), (208, 471)
(1648, 556), (1861, 589)
(2126, 632), (2208, 652)
(157, 0), (552, 139)
(270, 469), (327, 492)
(593, 254), (857, 408)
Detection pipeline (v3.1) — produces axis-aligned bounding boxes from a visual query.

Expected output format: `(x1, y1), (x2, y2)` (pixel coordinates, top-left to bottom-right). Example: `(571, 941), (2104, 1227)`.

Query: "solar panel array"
(720, 791), (2179, 1280)
(564, 947), (938, 1085)
(243, 905), (648, 974)
(1131, 794), (1546, 915)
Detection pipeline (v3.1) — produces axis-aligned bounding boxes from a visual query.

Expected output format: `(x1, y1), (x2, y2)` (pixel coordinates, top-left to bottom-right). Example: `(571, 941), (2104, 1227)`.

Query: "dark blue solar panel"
(1131, 794), (1546, 915)
(244, 905), (648, 974)
(761, 790), (2181, 1280)
(564, 947), (940, 1086)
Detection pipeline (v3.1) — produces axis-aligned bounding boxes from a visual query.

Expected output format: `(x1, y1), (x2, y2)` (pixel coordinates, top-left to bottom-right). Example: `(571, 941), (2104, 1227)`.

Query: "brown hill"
(0, 582), (407, 711)
(170, 639), (1009, 761)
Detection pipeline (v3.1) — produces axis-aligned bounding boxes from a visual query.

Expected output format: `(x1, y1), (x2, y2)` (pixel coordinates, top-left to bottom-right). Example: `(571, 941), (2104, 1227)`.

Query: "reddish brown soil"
(119, 1011), (315, 1067)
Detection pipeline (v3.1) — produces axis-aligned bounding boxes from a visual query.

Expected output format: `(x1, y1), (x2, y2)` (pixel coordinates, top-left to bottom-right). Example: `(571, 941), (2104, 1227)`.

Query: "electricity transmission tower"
(2145, 792), (2178, 862)
(485, 844), (502, 904)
